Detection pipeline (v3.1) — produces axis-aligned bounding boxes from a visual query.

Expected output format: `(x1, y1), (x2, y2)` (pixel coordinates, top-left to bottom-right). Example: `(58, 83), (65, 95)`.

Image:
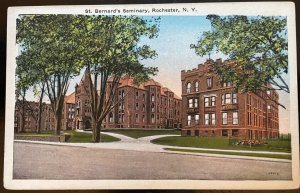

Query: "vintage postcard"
(4, 2), (299, 190)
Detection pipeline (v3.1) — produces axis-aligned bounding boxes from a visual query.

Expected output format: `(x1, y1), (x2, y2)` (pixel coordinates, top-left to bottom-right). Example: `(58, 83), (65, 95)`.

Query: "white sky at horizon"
(23, 15), (291, 134)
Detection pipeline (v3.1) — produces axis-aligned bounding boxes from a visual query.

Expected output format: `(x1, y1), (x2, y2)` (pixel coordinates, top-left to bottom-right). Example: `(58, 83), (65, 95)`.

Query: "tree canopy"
(16, 14), (159, 139)
(76, 15), (159, 142)
(191, 15), (288, 94)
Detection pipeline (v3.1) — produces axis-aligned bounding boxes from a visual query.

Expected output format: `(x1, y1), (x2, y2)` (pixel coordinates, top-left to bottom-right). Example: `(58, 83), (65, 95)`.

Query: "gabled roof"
(65, 92), (75, 104)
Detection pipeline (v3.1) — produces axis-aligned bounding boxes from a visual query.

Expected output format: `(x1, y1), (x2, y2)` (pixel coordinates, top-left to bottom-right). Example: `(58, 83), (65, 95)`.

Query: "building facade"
(181, 59), (279, 139)
(14, 93), (76, 133)
(14, 101), (56, 133)
(74, 70), (182, 130)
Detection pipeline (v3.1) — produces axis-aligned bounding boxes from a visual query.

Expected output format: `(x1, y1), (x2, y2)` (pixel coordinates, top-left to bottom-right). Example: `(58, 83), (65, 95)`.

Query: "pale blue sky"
(24, 16), (290, 133)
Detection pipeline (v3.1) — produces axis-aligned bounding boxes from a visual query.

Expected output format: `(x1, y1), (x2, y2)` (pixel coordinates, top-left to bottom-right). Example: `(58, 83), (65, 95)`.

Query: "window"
(188, 99), (193, 108)
(194, 98), (198, 108)
(195, 114), (199, 125)
(204, 97), (209, 107)
(187, 82), (191, 93)
(135, 91), (139, 100)
(205, 96), (216, 107)
(223, 82), (232, 87)
(211, 96), (216, 106)
(233, 112), (238, 125)
(142, 93), (145, 101)
(205, 114), (210, 125)
(151, 103), (155, 112)
(205, 113), (216, 125)
(109, 112), (114, 123)
(142, 104), (145, 112)
(151, 94), (155, 102)
(222, 112), (228, 125)
(222, 129), (228, 136)
(151, 114), (155, 123)
(195, 81), (199, 92)
(232, 93), (237, 103)
(211, 113), (216, 125)
(135, 114), (139, 123)
(187, 115), (192, 126)
(225, 93), (231, 104)
(207, 77), (212, 88)
(142, 115), (145, 123)
(232, 129), (239, 136)
(135, 103), (139, 110)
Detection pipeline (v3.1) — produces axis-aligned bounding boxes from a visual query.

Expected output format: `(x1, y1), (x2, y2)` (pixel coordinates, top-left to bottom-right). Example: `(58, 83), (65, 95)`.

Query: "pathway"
(15, 130), (291, 163)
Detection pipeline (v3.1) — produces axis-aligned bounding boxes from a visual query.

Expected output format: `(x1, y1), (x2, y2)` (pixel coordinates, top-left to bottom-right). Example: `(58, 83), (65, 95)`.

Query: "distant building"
(74, 70), (182, 130)
(181, 59), (279, 139)
(14, 101), (55, 133)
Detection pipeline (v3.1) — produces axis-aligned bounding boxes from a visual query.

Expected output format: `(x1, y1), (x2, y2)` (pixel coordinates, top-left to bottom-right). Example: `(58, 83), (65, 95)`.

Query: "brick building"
(181, 59), (279, 139)
(14, 92), (76, 133)
(14, 101), (55, 133)
(74, 70), (182, 130)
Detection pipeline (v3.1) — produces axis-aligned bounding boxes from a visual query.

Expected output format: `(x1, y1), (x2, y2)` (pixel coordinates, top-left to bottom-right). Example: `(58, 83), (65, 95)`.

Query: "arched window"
(109, 112), (114, 123)
(186, 82), (191, 93)
(195, 81), (199, 92)
(151, 103), (155, 112)
(151, 114), (155, 123)
(151, 93), (155, 102)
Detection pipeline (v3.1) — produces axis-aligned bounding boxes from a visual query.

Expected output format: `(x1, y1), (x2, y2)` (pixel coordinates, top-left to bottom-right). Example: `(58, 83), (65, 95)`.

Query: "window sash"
(222, 112), (228, 124)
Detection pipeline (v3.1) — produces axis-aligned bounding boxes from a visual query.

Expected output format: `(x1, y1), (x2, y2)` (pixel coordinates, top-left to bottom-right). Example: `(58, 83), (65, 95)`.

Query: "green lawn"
(59, 130), (120, 143)
(152, 136), (291, 153)
(103, 129), (181, 139)
(164, 148), (291, 160)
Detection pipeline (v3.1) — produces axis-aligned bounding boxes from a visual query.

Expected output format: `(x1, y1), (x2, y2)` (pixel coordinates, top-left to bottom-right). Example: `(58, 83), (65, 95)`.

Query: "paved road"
(13, 142), (292, 180)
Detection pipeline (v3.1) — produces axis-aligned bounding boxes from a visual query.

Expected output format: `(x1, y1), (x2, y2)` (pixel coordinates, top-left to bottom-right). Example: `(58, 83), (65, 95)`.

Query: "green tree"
(16, 15), (84, 135)
(77, 15), (159, 142)
(191, 15), (288, 103)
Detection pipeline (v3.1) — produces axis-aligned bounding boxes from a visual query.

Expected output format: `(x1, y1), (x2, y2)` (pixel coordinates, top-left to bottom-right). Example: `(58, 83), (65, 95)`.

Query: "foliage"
(191, 15), (288, 94)
(16, 15), (85, 135)
(76, 15), (160, 142)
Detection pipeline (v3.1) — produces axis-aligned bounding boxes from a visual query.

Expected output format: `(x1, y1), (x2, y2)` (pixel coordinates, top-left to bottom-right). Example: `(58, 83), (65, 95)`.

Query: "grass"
(164, 148), (291, 160)
(64, 130), (120, 143)
(103, 129), (181, 139)
(152, 136), (291, 153)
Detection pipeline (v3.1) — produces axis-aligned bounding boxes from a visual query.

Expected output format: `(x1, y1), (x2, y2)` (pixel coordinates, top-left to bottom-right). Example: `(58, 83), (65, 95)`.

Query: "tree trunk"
(95, 124), (101, 143)
(55, 104), (63, 135)
(37, 84), (45, 134)
(91, 117), (97, 142)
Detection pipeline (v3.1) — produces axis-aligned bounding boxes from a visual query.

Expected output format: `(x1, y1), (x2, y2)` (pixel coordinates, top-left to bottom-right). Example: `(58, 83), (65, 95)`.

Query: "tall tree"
(191, 15), (288, 98)
(16, 15), (84, 135)
(77, 15), (159, 142)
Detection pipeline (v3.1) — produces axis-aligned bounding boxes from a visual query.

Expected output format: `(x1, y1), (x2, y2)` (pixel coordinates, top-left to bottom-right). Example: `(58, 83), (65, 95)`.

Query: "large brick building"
(181, 59), (279, 139)
(14, 93), (75, 133)
(14, 101), (56, 133)
(74, 70), (182, 130)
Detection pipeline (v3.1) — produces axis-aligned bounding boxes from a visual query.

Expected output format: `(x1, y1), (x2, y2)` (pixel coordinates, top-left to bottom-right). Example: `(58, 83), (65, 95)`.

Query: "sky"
(24, 16), (290, 134)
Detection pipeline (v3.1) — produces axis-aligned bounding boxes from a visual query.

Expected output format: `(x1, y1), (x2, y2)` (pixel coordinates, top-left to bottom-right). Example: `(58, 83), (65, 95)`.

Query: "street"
(13, 142), (292, 180)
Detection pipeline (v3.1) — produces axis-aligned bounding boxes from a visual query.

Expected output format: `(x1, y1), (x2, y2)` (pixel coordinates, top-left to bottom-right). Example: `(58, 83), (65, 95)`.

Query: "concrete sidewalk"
(14, 131), (291, 163)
